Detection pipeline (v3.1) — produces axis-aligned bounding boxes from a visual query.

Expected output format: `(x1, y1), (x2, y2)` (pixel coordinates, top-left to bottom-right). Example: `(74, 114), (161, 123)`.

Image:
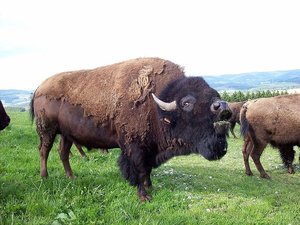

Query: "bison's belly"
(270, 131), (300, 146)
(253, 118), (300, 146)
(58, 101), (119, 149)
(35, 97), (119, 149)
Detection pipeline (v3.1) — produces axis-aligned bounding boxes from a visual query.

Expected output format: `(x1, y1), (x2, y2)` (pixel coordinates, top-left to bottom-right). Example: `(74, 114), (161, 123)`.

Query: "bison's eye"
(180, 95), (196, 112)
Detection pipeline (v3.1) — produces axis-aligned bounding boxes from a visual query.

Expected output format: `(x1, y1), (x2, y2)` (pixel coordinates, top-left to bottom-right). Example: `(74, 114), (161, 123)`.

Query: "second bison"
(240, 94), (300, 178)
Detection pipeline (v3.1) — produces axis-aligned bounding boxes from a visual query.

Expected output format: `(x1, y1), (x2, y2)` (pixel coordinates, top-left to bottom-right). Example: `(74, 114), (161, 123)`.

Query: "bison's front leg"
(138, 184), (151, 201)
(118, 152), (152, 202)
(136, 168), (153, 201)
(144, 168), (153, 189)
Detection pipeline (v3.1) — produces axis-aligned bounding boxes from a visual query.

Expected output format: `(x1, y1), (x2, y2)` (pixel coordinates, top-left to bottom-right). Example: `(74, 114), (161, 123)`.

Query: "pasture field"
(1, 109), (300, 225)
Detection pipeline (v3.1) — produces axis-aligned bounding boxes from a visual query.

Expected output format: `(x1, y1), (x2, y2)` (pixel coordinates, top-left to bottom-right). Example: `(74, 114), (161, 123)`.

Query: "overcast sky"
(1, 0), (299, 90)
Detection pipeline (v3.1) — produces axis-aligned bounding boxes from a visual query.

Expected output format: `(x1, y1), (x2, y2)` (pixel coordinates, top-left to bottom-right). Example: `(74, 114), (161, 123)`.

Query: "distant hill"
(203, 69), (300, 91)
(0, 89), (33, 109)
(1, 69), (299, 107)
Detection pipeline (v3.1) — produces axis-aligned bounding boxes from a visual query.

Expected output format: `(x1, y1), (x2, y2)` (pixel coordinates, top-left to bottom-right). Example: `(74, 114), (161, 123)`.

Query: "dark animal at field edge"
(228, 101), (245, 138)
(0, 100), (10, 130)
(30, 57), (232, 201)
(240, 94), (300, 179)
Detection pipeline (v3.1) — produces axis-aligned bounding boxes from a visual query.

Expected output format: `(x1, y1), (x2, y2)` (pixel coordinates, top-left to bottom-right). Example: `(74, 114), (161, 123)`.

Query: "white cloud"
(0, 0), (299, 89)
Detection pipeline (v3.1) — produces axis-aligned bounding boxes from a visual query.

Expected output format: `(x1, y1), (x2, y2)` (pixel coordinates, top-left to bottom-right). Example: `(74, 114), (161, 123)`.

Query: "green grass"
(1, 110), (300, 224)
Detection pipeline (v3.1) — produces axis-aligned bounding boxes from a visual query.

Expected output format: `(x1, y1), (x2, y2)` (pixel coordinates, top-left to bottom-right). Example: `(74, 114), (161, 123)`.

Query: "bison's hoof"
(83, 156), (89, 161)
(139, 194), (152, 202)
(40, 171), (48, 178)
(288, 168), (295, 174)
(245, 171), (253, 176)
(66, 173), (75, 179)
(260, 173), (271, 179)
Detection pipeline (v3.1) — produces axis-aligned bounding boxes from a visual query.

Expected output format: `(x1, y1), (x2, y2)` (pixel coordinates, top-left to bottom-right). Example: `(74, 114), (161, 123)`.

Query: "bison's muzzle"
(211, 101), (232, 121)
(211, 100), (232, 135)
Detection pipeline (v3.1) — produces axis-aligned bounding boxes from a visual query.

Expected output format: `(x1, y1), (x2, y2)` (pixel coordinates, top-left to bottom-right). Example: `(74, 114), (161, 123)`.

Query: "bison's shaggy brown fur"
(240, 94), (300, 178)
(36, 59), (182, 124)
(35, 58), (184, 145)
(31, 57), (231, 201)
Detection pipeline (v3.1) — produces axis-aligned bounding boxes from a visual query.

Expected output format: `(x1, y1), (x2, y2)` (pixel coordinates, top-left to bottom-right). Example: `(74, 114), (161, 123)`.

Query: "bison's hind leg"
(250, 141), (270, 179)
(59, 136), (74, 178)
(74, 142), (88, 159)
(36, 118), (57, 178)
(242, 135), (253, 176)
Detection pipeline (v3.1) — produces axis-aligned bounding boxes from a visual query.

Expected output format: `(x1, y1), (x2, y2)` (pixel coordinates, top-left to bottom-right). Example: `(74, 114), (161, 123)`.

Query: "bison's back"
(34, 58), (185, 142)
(245, 94), (300, 144)
(35, 57), (184, 123)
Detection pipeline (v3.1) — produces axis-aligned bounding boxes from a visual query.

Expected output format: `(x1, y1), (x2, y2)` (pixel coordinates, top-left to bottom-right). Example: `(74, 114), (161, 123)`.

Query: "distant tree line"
(221, 90), (289, 102)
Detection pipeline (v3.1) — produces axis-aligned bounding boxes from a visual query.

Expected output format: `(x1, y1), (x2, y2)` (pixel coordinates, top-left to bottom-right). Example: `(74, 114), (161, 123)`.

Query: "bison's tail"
(239, 102), (249, 138)
(29, 91), (36, 124)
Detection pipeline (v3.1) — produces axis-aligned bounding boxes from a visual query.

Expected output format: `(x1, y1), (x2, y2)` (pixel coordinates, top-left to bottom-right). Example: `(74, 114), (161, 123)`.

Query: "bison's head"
(153, 77), (231, 162)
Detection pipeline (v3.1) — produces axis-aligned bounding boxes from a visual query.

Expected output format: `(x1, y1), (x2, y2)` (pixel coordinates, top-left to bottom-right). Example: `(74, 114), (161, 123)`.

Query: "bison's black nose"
(219, 101), (232, 120)
(211, 101), (232, 120)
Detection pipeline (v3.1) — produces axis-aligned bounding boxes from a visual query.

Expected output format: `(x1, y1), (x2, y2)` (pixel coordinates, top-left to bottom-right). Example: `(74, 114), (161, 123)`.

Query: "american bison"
(0, 100), (10, 130)
(30, 57), (232, 201)
(240, 94), (300, 178)
(228, 101), (245, 138)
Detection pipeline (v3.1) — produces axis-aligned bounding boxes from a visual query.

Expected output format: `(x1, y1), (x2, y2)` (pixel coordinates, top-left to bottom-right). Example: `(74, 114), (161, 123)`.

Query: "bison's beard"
(188, 117), (229, 160)
(189, 118), (229, 161)
(196, 132), (228, 160)
(154, 128), (228, 167)
(154, 117), (229, 167)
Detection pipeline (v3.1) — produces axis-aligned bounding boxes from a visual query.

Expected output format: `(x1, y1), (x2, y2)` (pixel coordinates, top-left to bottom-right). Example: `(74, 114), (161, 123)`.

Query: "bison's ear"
(151, 93), (177, 111)
(180, 95), (196, 112)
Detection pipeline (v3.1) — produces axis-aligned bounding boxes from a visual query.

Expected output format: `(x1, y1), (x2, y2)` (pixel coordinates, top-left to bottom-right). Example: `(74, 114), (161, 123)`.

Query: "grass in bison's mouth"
(214, 120), (230, 126)
(213, 121), (231, 127)
(213, 121), (231, 134)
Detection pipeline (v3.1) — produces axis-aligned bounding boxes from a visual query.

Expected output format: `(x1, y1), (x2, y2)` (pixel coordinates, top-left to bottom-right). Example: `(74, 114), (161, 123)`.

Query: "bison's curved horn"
(151, 93), (177, 111)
